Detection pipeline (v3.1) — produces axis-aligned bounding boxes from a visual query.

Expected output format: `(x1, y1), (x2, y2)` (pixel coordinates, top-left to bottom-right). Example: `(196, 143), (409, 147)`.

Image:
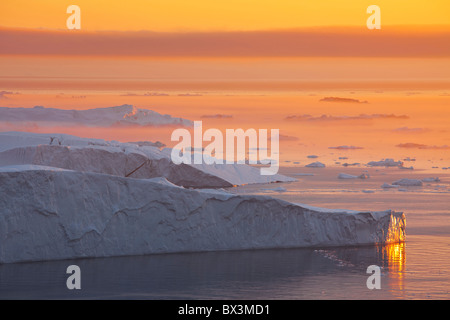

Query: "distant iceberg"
(305, 161), (326, 168)
(338, 173), (370, 179)
(392, 179), (423, 187)
(367, 158), (403, 167)
(0, 105), (193, 127)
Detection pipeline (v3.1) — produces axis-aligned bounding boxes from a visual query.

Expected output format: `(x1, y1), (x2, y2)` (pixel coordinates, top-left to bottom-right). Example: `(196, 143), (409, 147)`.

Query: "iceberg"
(421, 177), (440, 182)
(338, 173), (358, 179)
(0, 105), (193, 127)
(0, 166), (405, 264)
(381, 183), (399, 189)
(305, 161), (326, 168)
(0, 132), (295, 188)
(338, 173), (369, 179)
(392, 179), (423, 187)
(367, 158), (403, 167)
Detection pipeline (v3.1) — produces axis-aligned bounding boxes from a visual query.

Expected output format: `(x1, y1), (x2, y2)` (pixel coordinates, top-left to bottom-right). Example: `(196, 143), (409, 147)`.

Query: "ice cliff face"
(0, 167), (405, 264)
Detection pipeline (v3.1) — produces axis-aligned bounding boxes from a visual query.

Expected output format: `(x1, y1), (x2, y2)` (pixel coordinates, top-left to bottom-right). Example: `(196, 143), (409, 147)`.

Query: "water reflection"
(378, 242), (405, 272)
(0, 244), (406, 299)
(378, 242), (406, 295)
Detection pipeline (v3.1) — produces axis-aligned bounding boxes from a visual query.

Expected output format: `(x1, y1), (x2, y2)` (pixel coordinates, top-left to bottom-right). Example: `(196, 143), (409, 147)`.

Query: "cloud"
(177, 93), (203, 97)
(320, 97), (368, 104)
(120, 92), (170, 96)
(392, 127), (430, 134)
(285, 114), (409, 121)
(1, 26), (449, 57)
(201, 114), (233, 119)
(396, 143), (450, 150)
(0, 91), (19, 99)
(329, 145), (364, 150)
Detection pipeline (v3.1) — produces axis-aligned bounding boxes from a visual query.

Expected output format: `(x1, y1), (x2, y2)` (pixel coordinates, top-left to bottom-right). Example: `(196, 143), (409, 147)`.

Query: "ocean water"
(0, 167), (448, 300)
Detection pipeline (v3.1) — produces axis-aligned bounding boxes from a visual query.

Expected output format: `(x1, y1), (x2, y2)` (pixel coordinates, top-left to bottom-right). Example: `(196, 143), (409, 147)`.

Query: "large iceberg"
(0, 166), (405, 264)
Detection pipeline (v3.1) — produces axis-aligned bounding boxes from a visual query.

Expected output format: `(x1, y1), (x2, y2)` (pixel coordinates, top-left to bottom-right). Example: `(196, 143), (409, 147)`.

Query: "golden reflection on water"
(377, 242), (406, 295)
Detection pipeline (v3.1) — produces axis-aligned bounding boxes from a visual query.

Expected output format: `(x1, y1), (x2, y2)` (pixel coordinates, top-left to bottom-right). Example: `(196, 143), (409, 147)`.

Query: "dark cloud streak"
(1, 27), (449, 57)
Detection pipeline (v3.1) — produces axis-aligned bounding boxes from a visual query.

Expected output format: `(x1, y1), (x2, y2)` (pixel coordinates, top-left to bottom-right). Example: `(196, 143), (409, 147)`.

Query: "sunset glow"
(0, 1), (449, 165)
(1, 0), (450, 31)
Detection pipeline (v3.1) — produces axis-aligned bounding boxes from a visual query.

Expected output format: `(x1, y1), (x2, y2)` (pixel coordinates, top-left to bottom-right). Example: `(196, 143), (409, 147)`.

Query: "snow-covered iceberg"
(421, 177), (440, 182)
(0, 166), (405, 264)
(0, 105), (193, 127)
(337, 173), (370, 179)
(381, 183), (399, 189)
(0, 132), (295, 188)
(305, 161), (326, 168)
(392, 179), (423, 187)
(367, 158), (403, 167)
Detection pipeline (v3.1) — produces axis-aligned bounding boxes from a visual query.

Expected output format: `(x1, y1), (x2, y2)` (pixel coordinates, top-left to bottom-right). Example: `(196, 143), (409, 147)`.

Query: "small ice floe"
(403, 157), (416, 162)
(342, 162), (360, 167)
(381, 183), (398, 189)
(338, 173), (370, 179)
(442, 167), (449, 170)
(398, 188), (408, 192)
(392, 179), (423, 187)
(399, 165), (414, 170)
(305, 161), (325, 168)
(338, 173), (357, 179)
(422, 177), (440, 182)
(368, 158), (402, 167)
(307, 155), (319, 159)
(293, 161), (300, 164)
(339, 157), (348, 160)
(362, 190), (375, 193)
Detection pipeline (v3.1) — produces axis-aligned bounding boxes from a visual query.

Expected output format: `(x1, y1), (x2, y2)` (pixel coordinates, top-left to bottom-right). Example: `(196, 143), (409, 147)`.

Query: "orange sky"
(1, 1), (450, 31)
(0, 1), (449, 167)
